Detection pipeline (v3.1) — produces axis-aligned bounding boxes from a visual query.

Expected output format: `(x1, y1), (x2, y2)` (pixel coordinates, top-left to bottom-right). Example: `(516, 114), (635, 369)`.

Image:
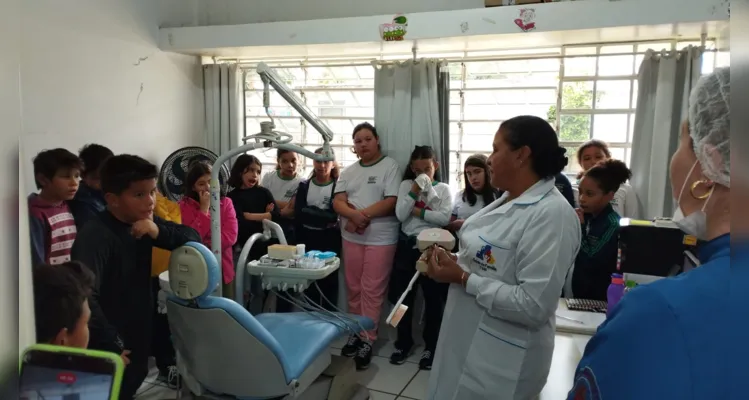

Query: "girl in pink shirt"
(179, 161), (238, 298)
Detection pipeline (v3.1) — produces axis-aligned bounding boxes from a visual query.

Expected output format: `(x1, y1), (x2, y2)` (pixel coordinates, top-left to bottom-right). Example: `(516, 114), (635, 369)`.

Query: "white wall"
(21, 0), (205, 192)
(159, 0), (483, 26)
(16, 0), (204, 356)
(1, 0), (24, 381)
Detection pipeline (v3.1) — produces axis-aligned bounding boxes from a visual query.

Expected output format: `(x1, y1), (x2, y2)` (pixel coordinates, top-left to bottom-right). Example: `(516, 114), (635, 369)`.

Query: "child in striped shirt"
(28, 148), (82, 266)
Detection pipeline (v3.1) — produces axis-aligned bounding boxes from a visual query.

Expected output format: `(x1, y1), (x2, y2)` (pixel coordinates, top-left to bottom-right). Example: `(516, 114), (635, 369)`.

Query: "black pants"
(150, 278), (175, 371)
(300, 227), (341, 311)
(238, 239), (279, 314)
(387, 239), (449, 352)
(120, 354), (150, 399)
(247, 239), (299, 313)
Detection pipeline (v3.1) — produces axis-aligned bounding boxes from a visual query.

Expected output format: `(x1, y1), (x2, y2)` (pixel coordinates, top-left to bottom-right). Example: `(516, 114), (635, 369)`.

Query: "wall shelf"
(159, 0), (729, 57)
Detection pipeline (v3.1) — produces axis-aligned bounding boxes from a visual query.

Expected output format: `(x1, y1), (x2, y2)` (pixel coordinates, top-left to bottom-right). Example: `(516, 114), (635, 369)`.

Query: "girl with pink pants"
(333, 122), (401, 370)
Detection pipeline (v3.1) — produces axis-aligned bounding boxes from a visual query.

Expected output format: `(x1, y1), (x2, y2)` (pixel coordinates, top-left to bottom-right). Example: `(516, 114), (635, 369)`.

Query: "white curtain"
(203, 63), (244, 160)
(374, 59), (449, 177)
(630, 47), (703, 219)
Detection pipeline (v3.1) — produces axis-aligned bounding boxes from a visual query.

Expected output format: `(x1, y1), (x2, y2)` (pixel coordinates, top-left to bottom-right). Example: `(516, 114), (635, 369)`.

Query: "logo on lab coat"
(476, 245), (496, 266)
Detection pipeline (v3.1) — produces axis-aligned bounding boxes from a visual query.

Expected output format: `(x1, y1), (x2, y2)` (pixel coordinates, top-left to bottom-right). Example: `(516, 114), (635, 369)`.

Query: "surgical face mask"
(672, 160), (713, 239)
(672, 207), (685, 222)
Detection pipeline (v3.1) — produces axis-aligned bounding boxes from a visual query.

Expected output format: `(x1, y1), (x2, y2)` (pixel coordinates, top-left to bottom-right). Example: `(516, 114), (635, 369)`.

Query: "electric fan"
(158, 146), (231, 202)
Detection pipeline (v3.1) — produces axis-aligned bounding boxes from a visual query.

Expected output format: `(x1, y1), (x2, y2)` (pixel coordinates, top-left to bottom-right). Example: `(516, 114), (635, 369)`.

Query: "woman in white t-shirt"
(575, 140), (639, 219)
(284, 147), (342, 312)
(333, 122), (401, 370)
(265, 149), (302, 246)
(448, 154), (501, 233)
(263, 149), (303, 207)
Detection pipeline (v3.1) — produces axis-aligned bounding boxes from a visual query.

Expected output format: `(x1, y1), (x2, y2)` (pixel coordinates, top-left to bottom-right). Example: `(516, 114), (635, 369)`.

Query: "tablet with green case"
(19, 344), (124, 400)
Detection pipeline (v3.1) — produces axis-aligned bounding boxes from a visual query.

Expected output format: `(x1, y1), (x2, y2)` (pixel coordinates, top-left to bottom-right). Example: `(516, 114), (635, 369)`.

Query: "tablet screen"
(19, 350), (116, 400)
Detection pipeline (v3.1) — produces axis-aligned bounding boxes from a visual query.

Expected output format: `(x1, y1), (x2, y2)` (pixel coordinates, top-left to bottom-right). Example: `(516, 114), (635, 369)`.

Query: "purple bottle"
(606, 273), (625, 317)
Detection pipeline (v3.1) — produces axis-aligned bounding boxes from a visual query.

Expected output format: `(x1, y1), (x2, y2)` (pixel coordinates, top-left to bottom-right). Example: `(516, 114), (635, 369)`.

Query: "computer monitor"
(618, 218), (698, 277)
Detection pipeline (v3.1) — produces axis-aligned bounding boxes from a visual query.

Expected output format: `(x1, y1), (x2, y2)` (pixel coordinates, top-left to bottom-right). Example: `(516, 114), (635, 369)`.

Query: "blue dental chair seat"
(165, 242), (373, 399)
(255, 312), (374, 380)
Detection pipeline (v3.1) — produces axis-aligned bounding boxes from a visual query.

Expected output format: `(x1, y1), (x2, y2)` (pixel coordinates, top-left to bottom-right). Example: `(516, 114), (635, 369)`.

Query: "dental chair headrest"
(168, 242), (221, 301)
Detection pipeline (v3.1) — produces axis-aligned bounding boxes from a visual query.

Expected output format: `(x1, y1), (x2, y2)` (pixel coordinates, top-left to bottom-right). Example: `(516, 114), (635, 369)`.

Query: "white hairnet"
(688, 67), (730, 187)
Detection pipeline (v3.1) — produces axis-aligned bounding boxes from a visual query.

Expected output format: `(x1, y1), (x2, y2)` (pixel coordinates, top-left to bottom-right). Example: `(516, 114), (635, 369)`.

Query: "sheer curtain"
(630, 47), (703, 219)
(374, 59), (450, 178)
(203, 63), (244, 160)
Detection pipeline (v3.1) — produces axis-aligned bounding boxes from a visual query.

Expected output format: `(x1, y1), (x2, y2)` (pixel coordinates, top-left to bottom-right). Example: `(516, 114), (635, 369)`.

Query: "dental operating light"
(208, 62), (337, 295)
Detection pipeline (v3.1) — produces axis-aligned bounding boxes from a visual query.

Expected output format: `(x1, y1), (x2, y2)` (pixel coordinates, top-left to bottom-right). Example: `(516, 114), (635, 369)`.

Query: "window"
(241, 39), (727, 189)
(555, 40), (725, 175)
(448, 57), (560, 189)
(243, 63), (375, 176)
(554, 44), (636, 175)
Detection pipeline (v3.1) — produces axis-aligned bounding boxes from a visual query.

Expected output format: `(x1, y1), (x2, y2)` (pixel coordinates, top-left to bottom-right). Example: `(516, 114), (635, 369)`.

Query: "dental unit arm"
(209, 62), (336, 296)
(228, 219), (340, 305)
(232, 219), (287, 304)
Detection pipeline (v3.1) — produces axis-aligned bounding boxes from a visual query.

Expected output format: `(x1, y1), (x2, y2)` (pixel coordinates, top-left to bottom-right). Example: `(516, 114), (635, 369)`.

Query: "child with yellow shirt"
(151, 191), (181, 388)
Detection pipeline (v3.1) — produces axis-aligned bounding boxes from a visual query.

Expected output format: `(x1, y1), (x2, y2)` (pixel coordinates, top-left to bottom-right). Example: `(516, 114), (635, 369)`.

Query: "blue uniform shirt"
(568, 234), (736, 400)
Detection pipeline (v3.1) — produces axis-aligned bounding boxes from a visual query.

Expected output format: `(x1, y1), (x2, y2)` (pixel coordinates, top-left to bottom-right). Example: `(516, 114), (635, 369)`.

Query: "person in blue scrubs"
(568, 67), (737, 399)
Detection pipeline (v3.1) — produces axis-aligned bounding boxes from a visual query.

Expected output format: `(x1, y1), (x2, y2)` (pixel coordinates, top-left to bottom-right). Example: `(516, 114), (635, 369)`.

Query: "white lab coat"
(427, 178), (581, 400)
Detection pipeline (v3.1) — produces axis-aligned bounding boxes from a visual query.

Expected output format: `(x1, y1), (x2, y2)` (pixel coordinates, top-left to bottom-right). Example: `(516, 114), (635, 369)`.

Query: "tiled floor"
(134, 333), (586, 399)
(134, 338), (430, 399)
(331, 337), (429, 399)
(134, 366), (179, 399)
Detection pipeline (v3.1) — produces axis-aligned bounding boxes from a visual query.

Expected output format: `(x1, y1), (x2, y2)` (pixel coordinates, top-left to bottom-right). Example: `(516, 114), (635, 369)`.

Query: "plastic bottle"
(606, 273), (625, 317)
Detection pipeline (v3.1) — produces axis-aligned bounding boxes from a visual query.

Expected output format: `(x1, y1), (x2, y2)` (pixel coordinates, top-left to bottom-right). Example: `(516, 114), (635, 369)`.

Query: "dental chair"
(165, 242), (374, 400)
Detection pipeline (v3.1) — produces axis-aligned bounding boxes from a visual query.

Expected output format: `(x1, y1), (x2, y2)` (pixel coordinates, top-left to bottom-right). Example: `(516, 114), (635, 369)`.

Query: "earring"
(690, 180), (713, 200)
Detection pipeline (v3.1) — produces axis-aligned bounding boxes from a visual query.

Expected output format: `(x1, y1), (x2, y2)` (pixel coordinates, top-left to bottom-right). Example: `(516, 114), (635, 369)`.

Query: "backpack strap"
(294, 180), (310, 219)
(328, 180), (337, 211)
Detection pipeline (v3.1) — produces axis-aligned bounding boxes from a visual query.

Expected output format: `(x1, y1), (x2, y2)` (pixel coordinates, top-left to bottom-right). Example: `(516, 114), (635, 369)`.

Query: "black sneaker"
(354, 341), (373, 370)
(418, 350), (434, 370)
(341, 335), (361, 358)
(157, 365), (179, 389)
(389, 344), (413, 365)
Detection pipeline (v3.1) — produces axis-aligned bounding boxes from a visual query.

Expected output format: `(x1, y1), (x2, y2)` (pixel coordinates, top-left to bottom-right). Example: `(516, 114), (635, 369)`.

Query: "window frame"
(240, 38), (726, 187)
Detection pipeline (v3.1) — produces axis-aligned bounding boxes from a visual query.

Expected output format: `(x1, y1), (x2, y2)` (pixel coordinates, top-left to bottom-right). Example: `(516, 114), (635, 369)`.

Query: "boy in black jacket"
(71, 143), (114, 229)
(71, 154), (200, 399)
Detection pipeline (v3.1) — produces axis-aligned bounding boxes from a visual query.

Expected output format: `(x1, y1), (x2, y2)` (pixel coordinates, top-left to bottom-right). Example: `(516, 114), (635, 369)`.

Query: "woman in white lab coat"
(424, 115), (582, 400)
